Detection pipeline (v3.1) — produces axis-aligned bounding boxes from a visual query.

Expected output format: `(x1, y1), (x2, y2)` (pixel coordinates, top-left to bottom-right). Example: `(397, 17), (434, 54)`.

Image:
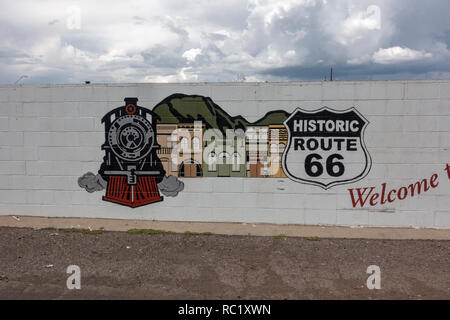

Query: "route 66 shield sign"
(282, 107), (372, 189)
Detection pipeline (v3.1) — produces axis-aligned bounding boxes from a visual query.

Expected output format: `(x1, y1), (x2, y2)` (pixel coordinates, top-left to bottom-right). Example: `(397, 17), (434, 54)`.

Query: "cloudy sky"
(1, 0), (449, 84)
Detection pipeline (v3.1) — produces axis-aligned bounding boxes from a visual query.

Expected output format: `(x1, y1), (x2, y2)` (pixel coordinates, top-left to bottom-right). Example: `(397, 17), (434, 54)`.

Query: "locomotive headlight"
(108, 114), (155, 161)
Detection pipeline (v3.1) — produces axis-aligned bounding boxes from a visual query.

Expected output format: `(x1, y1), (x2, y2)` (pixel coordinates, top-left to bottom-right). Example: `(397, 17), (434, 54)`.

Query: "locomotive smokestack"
(124, 97), (138, 105)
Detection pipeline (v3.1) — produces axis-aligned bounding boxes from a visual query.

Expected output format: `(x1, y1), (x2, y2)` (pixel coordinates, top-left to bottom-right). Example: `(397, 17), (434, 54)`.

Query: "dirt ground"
(0, 226), (448, 300)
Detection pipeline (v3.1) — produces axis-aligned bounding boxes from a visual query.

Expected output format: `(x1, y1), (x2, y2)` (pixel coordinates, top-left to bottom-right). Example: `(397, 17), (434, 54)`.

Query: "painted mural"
(78, 94), (372, 208)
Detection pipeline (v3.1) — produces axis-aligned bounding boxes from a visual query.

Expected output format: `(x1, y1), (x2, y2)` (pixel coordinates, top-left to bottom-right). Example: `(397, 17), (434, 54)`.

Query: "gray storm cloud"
(1, 0), (449, 83)
(157, 175), (185, 197)
(78, 172), (107, 193)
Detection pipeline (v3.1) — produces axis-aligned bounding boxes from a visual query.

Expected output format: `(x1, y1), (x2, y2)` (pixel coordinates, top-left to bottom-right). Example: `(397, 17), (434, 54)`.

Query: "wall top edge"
(1, 79), (450, 88)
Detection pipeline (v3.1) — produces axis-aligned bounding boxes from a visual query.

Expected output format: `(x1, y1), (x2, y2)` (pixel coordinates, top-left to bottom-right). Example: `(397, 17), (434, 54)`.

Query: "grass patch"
(59, 228), (106, 235)
(41, 227), (57, 231)
(273, 234), (286, 243)
(127, 228), (175, 235)
(306, 236), (320, 241)
(183, 231), (213, 236)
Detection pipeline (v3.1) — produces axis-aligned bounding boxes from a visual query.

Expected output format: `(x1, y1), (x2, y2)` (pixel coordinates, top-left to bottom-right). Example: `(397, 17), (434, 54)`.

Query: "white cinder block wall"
(0, 81), (449, 228)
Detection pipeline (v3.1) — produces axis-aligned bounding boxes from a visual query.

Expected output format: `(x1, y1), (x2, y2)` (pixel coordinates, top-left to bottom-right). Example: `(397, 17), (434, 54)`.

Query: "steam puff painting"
(78, 172), (107, 193)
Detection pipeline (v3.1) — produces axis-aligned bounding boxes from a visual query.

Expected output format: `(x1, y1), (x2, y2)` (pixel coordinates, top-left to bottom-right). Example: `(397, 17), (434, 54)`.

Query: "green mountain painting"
(152, 94), (290, 133)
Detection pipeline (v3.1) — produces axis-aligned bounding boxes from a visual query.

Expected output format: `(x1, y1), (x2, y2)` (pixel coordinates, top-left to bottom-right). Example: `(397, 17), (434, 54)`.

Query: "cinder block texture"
(0, 80), (449, 229)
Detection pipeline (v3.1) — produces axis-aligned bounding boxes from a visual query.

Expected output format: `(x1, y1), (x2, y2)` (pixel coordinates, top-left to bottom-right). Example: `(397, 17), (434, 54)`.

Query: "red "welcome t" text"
(348, 173), (439, 208)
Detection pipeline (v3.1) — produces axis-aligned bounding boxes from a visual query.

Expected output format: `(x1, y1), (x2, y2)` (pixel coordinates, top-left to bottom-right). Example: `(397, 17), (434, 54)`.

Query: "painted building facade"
(156, 123), (178, 176)
(157, 122), (204, 178)
(177, 122), (204, 178)
(202, 130), (247, 177)
(268, 124), (288, 178)
(246, 126), (269, 177)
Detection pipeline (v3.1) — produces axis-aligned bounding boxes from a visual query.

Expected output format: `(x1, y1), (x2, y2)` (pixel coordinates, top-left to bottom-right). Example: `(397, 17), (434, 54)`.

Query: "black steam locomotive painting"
(98, 98), (166, 207)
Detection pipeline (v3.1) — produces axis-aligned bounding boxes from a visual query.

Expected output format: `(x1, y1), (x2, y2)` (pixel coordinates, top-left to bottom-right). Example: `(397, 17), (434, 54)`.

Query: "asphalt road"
(0, 227), (448, 299)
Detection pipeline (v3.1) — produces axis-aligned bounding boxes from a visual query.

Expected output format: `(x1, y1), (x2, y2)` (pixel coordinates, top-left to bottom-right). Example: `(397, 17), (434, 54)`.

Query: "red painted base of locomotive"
(103, 176), (163, 208)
